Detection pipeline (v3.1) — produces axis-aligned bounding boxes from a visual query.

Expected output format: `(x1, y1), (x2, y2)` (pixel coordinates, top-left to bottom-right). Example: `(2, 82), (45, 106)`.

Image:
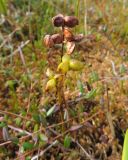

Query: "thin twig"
(110, 60), (118, 76)
(0, 140), (11, 147)
(0, 126), (32, 147)
(31, 140), (58, 160)
(99, 75), (128, 82)
(1, 40), (30, 60)
(18, 46), (30, 75)
(72, 138), (95, 160)
(22, 81), (34, 130)
(0, 28), (20, 49)
(0, 110), (35, 122)
(8, 125), (32, 136)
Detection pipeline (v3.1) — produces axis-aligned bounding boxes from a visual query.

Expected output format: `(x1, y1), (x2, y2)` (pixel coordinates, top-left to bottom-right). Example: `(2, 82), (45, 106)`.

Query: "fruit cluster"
(58, 54), (84, 74)
(44, 14), (84, 91)
(44, 14), (84, 48)
(52, 14), (79, 28)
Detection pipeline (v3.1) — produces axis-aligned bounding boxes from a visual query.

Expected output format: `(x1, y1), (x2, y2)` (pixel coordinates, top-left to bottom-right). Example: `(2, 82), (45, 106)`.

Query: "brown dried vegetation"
(0, 1), (128, 160)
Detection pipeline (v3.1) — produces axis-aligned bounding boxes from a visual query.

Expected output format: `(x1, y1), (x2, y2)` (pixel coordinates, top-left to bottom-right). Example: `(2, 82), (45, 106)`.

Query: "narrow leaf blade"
(122, 129), (128, 160)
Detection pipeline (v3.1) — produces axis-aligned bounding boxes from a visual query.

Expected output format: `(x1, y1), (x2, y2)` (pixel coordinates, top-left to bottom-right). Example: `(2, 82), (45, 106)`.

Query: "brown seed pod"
(64, 28), (74, 42)
(64, 16), (79, 28)
(66, 41), (75, 54)
(52, 14), (64, 27)
(44, 35), (54, 48)
(51, 34), (63, 44)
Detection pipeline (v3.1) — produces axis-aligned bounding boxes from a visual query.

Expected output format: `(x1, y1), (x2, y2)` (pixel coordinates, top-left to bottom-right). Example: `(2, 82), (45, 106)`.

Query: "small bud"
(69, 59), (84, 71)
(57, 62), (69, 74)
(44, 35), (54, 48)
(52, 14), (64, 27)
(45, 78), (56, 91)
(51, 34), (63, 44)
(64, 28), (74, 42)
(62, 54), (70, 64)
(64, 16), (79, 28)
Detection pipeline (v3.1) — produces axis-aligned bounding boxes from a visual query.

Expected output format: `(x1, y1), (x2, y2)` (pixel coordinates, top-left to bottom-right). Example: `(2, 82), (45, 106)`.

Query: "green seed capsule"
(57, 62), (69, 74)
(45, 78), (56, 91)
(62, 54), (70, 64)
(69, 59), (84, 71)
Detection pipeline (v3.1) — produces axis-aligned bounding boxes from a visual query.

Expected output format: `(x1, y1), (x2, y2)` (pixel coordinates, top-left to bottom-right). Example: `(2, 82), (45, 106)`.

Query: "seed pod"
(64, 28), (74, 42)
(57, 62), (69, 74)
(64, 16), (79, 28)
(69, 59), (84, 71)
(62, 54), (70, 64)
(52, 14), (64, 27)
(44, 35), (54, 48)
(51, 34), (63, 44)
(45, 78), (56, 91)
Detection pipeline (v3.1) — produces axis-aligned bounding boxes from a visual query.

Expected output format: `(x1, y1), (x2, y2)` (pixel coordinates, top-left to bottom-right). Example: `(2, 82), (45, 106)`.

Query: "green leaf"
(26, 121), (31, 128)
(46, 106), (55, 117)
(5, 80), (18, 91)
(77, 81), (84, 94)
(23, 142), (34, 150)
(15, 117), (22, 126)
(85, 88), (97, 99)
(18, 132), (26, 137)
(120, 64), (126, 75)
(11, 137), (19, 145)
(39, 134), (48, 142)
(26, 156), (31, 160)
(0, 122), (6, 128)
(89, 71), (99, 83)
(0, 0), (7, 15)
(122, 129), (128, 160)
(34, 124), (39, 132)
(33, 114), (42, 123)
(64, 135), (71, 148)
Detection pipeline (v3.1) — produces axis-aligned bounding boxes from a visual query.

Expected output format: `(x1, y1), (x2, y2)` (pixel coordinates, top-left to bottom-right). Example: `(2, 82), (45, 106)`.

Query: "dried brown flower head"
(64, 16), (79, 28)
(44, 35), (54, 48)
(51, 34), (63, 44)
(64, 28), (74, 42)
(52, 14), (64, 27)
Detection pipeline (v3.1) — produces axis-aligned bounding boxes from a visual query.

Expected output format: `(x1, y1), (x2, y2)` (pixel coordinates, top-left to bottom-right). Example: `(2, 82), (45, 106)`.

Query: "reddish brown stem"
(61, 26), (65, 58)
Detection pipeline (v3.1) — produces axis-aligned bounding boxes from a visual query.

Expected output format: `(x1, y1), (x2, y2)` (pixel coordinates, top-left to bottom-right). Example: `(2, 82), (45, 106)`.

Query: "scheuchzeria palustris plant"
(44, 14), (84, 109)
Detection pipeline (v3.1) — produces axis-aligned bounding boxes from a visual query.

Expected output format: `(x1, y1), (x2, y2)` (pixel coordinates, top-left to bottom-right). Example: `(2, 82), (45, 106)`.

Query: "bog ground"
(0, 1), (128, 160)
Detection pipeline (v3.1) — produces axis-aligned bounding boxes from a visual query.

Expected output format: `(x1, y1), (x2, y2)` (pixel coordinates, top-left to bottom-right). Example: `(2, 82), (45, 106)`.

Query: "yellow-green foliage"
(122, 129), (128, 160)
(0, 0), (7, 15)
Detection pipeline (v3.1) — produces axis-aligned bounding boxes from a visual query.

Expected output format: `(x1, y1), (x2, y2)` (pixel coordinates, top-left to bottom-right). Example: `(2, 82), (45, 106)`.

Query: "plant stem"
(61, 26), (65, 58)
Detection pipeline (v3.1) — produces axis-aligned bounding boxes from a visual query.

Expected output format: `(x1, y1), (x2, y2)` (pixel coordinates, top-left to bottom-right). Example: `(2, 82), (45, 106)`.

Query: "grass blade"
(122, 129), (128, 160)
